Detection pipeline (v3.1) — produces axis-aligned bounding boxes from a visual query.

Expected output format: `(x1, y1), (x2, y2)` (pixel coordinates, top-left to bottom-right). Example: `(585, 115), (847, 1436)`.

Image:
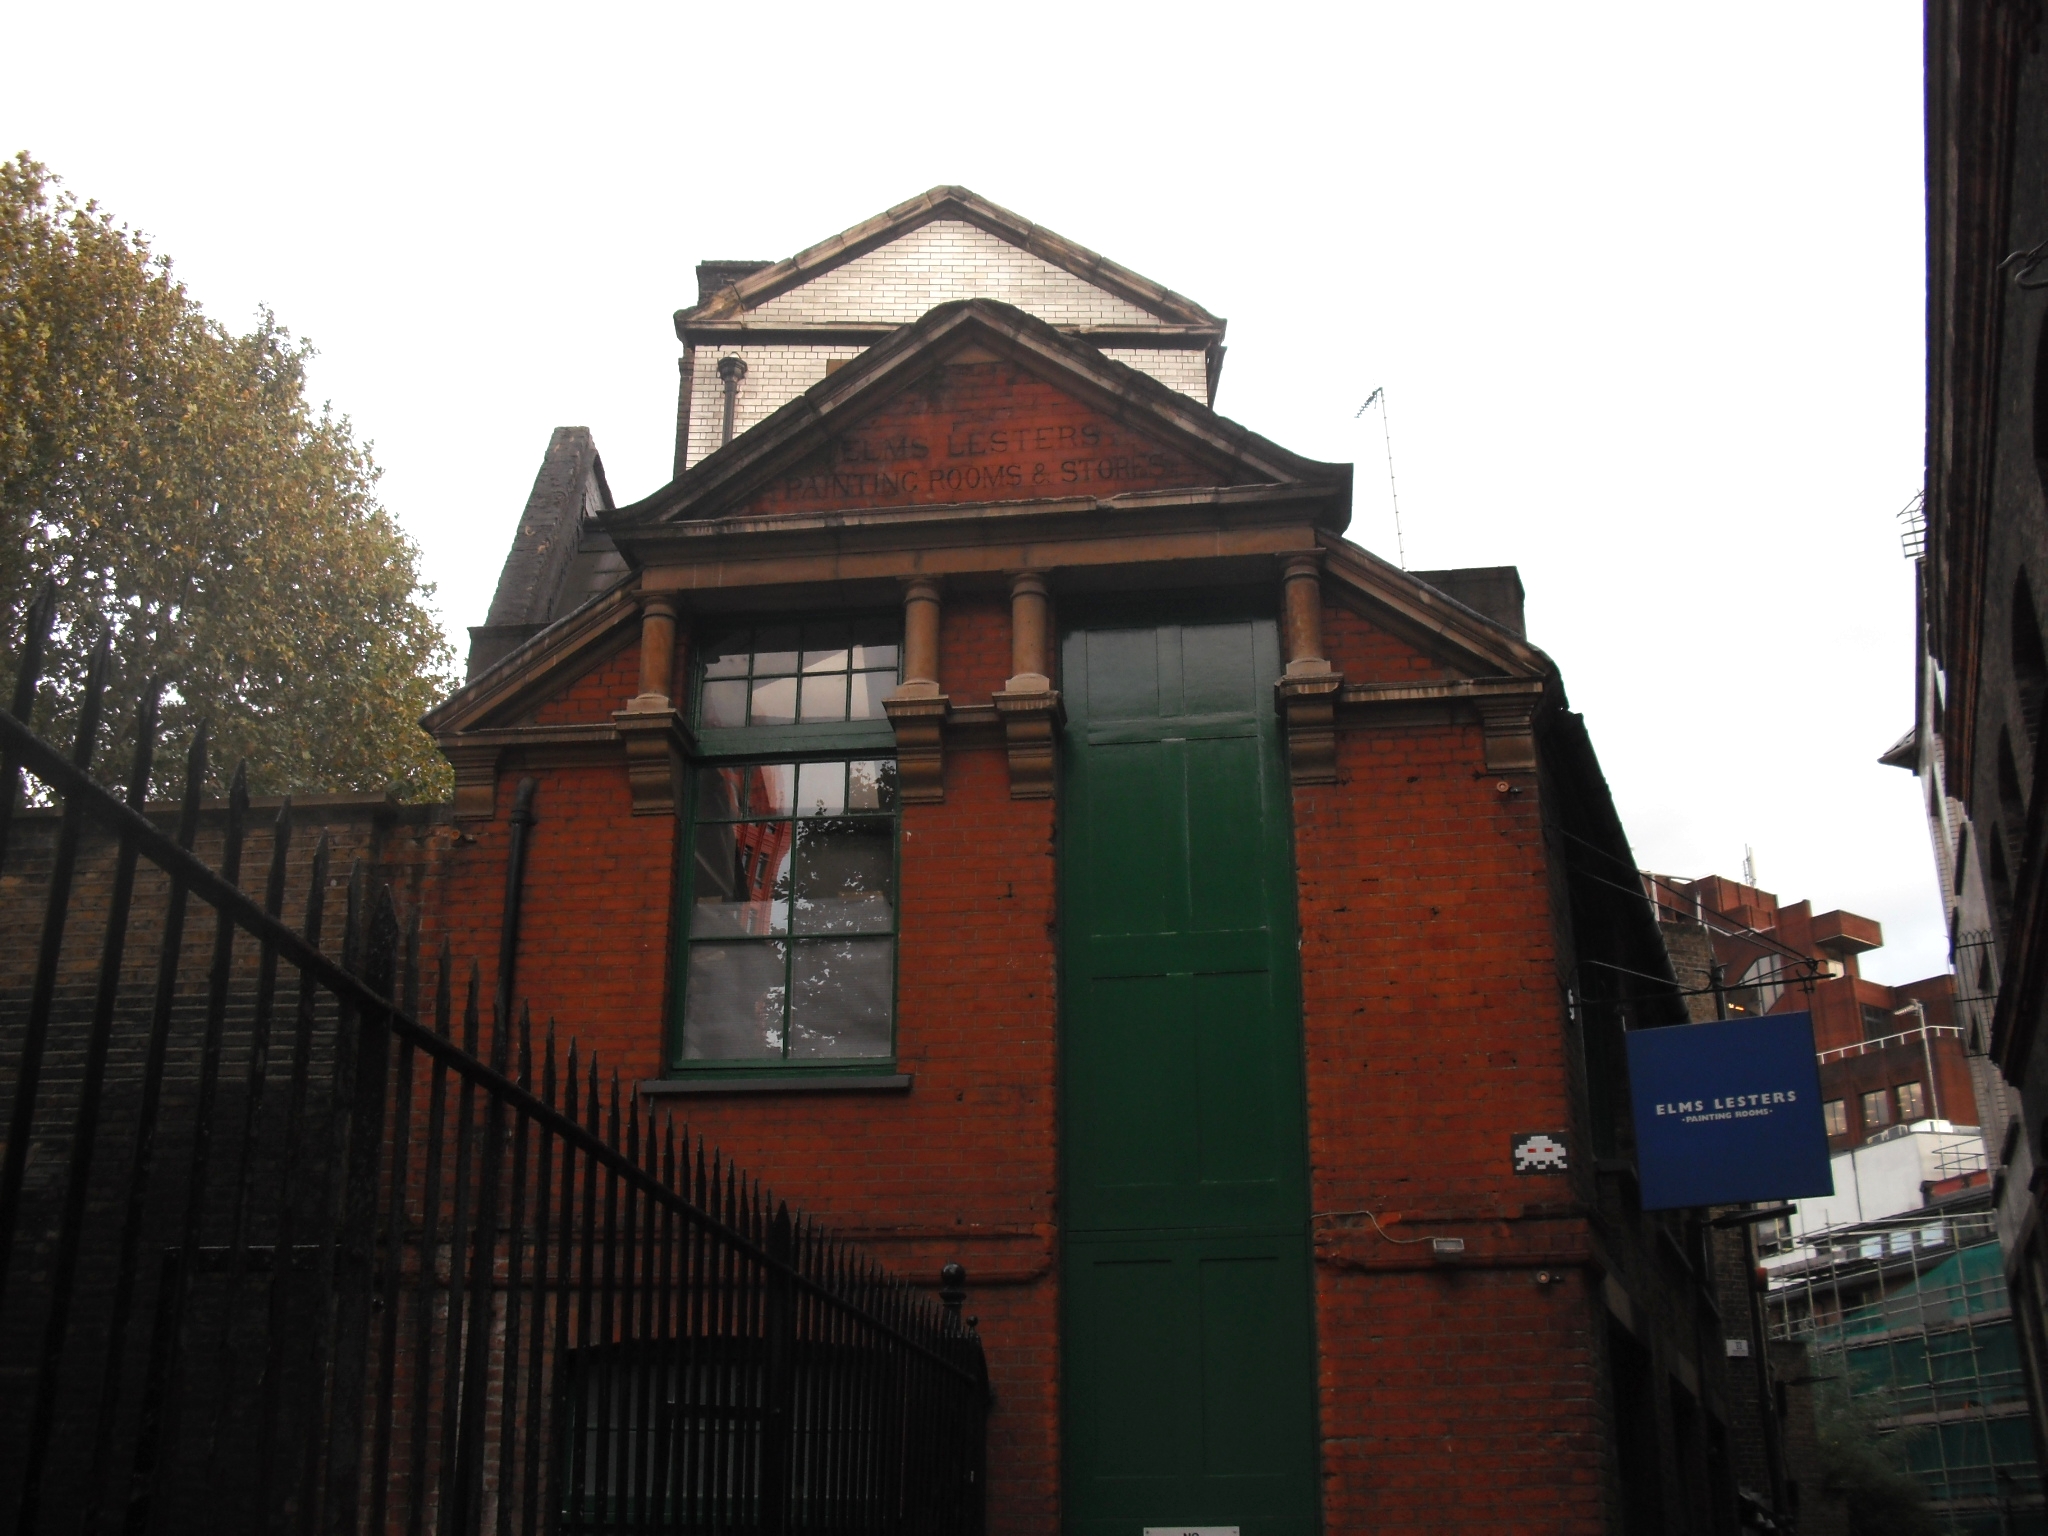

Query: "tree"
(1813, 1373), (1940, 1536)
(0, 152), (453, 799)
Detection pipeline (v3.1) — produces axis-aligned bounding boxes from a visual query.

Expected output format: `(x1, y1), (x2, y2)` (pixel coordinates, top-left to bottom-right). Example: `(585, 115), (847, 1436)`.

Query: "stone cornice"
(680, 322), (1221, 350)
(622, 484), (1339, 594)
(1318, 535), (1554, 684)
(1339, 676), (1553, 774)
(425, 583), (640, 737)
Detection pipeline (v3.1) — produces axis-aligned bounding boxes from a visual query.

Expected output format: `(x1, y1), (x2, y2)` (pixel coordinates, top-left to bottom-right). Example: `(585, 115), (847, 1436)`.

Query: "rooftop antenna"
(1742, 845), (1756, 887)
(1356, 387), (1406, 569)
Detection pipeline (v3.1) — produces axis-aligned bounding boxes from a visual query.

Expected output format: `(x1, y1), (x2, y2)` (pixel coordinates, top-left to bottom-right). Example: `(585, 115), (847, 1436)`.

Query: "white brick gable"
(675, 190), (1224, 470)
(742, 220), (1162, 329)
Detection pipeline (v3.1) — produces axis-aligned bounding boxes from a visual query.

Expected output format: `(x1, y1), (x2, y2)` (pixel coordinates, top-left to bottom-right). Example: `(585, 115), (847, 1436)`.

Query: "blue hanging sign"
(1624, 1012), (1834, 1211)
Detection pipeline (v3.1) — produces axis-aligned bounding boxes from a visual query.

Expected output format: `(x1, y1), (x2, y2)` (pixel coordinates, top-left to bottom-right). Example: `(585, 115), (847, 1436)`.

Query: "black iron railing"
(0, 592), (988, 1534)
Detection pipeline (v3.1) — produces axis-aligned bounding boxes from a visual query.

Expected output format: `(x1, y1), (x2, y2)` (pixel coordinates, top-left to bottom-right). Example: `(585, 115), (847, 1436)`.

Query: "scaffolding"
(1766, 1205), (2045, 1534)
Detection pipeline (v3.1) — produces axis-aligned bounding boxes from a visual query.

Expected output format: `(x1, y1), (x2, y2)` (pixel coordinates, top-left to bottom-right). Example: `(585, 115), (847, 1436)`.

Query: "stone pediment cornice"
(611, 299), (1347, 536)
(422, 580), (640, 737)
(1317, 535), (1557, 683)
(676, 185), (1224, 338)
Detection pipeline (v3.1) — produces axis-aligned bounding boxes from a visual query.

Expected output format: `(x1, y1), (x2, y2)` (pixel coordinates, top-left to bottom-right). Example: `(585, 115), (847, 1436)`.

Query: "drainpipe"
(496, 777), (538, 1028)
(718, 356), (748, 446)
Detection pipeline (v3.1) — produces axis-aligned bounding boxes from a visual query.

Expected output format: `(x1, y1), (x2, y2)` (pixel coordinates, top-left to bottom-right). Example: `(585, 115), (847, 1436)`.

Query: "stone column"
(994, 571), (1063, 798)
(1274, 552), (1342, 784)
(1007, 571), (1052, 691)
(885, 577), (949, 802)
(629, 594), (679, 709)
(615, 592), (690, 815)
(899, 577), (944, 698)
(1281, 554), (1328, 674)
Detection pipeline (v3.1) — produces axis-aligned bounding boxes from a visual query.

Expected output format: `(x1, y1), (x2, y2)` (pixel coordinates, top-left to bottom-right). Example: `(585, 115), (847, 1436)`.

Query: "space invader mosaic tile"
(1511, 1131), (1570, 1173)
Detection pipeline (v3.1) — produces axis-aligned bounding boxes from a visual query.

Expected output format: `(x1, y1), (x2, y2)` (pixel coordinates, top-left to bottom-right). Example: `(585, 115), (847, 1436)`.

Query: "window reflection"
(682, 755), (898, 1066)
(789, 938), (893, 1058)
(682, 941), (788, 1059)
(794, 819), (893, 933)
(696, 621), (901, 727)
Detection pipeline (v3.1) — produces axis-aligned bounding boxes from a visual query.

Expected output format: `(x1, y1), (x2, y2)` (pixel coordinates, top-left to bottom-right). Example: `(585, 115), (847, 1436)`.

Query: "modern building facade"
(391, 188), (1778, 1530)
(1648, 873), (1980, 1153)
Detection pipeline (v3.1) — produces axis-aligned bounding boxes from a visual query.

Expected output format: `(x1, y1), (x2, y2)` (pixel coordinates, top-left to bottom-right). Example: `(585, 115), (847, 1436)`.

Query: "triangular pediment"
(679, 187), (1222, 337)
(739, 357), (1222, 515)
(612, 300), (1340, 530)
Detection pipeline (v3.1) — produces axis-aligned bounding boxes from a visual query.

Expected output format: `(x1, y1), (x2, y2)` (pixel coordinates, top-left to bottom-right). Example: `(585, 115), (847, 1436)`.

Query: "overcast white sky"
(5, 4), (1940, 980)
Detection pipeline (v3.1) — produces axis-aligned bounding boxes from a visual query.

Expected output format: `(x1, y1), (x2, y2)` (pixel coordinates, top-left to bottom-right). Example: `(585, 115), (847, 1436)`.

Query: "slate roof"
(468, 427), (623, 679)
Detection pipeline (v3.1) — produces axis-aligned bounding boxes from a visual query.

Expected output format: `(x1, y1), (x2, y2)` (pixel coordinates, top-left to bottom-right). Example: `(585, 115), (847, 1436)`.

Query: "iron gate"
(0, 592), (989, 1534)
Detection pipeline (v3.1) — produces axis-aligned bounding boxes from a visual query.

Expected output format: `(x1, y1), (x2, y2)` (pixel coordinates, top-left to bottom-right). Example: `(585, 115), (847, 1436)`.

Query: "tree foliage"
(1813, 1374), (1940, 1536)
(0, 152), (453, 798)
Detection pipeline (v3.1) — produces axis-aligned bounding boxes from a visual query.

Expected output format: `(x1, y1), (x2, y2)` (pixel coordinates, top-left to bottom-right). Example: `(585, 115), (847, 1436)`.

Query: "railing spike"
(434, 934), (453, 1036)
(462, 959), (481, 1055)
(7, 578), (57, 719)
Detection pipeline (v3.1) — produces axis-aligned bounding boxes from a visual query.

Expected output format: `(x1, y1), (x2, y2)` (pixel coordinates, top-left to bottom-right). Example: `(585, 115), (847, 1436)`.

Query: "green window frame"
(672, 617), (904, 1075)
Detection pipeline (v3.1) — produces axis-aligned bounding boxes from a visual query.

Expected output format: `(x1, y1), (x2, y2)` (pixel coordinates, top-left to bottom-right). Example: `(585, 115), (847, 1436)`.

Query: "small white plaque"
(1143, 1529), (1240, 1535)
(1725, 1337), (1752, 1358)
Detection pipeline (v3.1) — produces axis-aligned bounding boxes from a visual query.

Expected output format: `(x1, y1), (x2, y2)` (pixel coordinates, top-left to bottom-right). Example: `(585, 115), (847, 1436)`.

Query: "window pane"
(793, 818), (894, 934)
(750, 675), (798, 725)
(802, 622), (851, 672)
(694, 766), (745, 820)
(799, 672), (849, 723)
(702, 632), (751, 678)
(788, 938), (892, 1058)
(688, 822), (790, 936)
(848, 759), (898, 812)
(1823, 1099), (1848, 1136)
(753, 626), (801, 675)
(1897, 1081), (1926, 1120)
(851, 639), (900, 670)
(682, 941), (788, 1059)
(701, 679), (749, 728)
(744, 764), (797, 818)
(796, 761), (846, 817)
(1862, 1089), (1890, 1127)
(848, 670), (893, 720)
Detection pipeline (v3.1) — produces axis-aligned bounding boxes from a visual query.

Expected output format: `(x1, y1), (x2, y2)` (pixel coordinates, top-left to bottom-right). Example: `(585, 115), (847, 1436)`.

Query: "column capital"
(1279, 549), (1326, 581)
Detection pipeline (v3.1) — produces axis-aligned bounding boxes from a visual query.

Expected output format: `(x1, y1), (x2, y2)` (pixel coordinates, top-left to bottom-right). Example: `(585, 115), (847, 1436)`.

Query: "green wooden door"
(1061, 616), (1319, 1536)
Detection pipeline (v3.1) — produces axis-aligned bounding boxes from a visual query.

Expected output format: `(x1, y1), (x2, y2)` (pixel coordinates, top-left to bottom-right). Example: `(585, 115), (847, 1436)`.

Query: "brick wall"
(684, 342), (868, 468)
(1299, 600), (1608, 1528)
(438, 598), (1063, 1533)
(737, 361), (1219, 517)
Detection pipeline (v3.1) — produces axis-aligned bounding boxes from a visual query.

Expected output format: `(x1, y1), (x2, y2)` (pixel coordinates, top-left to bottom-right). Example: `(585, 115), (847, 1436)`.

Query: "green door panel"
(1061, 614), (1318, 1536)
(1063, 1235), (1318, 1536)
(1064, 969), (1290, 1233)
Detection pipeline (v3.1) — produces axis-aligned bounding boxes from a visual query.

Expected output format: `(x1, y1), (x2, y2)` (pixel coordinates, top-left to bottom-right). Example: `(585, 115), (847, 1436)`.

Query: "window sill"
(640, 1072), (913, 1097)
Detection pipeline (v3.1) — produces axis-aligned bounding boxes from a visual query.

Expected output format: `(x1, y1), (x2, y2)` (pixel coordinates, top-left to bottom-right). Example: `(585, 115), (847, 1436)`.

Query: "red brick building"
(411, 191), (1775, 1532)
(1648, 874), (1980, 1152)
